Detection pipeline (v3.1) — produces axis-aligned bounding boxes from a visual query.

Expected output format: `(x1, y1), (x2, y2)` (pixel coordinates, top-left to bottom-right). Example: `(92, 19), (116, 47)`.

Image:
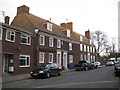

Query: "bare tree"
(111, 37), (116, 53)
(91, 30), (108, 59)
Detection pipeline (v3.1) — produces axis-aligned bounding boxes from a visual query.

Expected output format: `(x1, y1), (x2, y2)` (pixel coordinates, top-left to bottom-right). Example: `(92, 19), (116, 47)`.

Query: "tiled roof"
(11, 13), (76, 41)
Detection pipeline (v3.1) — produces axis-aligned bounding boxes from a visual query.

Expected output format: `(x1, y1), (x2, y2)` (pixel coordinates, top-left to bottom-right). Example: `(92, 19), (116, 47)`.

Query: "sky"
(0, 0), (119, 46)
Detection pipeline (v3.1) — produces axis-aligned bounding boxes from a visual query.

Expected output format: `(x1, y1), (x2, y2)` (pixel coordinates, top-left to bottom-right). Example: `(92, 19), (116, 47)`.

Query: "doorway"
(3, 54), (14, 73)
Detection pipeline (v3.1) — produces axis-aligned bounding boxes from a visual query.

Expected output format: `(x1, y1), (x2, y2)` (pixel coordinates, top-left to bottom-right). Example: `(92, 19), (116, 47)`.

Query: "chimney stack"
(17, 5), (29, 15)
(60, 22), (73, 33)
(85, 29), (90, 39)
(4, 16), (10, 24)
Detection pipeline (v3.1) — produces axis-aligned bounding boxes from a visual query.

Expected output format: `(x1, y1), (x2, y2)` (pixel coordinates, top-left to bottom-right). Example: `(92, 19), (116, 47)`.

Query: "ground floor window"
(69, 55), (73, 63)
(39, 52), (44, 63)
(19, 55), (30, 67)
(49, 53), (53, 63)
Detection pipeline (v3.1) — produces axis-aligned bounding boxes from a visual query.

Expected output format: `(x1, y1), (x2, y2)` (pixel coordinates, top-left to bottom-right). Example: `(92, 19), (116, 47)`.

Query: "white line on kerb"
(36, 80), (117, 88)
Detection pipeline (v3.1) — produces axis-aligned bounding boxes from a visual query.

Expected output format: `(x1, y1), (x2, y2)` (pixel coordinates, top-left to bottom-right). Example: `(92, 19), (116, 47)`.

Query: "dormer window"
(67, 29), (70, 37)
(80, 35), (83, 41)
(47, 22), (52, 31)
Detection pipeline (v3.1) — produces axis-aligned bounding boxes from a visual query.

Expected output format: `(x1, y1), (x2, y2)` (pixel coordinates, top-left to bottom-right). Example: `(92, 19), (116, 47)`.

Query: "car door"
(50, 64), (56, 75)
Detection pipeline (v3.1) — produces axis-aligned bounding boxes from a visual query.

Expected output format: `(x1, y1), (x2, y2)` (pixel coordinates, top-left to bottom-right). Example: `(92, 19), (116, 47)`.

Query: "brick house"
(1, 5), (96, 74)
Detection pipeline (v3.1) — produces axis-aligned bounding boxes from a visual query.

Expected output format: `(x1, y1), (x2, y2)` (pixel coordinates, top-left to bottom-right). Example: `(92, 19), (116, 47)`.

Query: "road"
(3, 66), (120, 88)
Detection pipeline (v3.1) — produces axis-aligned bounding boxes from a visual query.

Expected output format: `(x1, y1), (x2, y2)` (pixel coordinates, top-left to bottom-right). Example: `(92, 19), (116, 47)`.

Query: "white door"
(63, 52), (67, 68)
(57, 51), (61, 67)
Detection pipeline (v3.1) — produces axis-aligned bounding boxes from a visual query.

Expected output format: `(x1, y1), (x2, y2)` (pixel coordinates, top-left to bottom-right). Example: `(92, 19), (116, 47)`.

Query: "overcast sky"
(0, 0), (119, 43)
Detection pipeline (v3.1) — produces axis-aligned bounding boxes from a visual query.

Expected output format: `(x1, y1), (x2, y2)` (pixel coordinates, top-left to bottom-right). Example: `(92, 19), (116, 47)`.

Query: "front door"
(63, 52), (67, 69)
(3, 54), (14, 73)
(56, 51), (61, 67)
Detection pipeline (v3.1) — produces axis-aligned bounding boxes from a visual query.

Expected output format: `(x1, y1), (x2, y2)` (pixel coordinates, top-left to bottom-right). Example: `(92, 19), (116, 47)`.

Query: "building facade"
(1, 5), (96, 74)
(118, 1), (120, 53)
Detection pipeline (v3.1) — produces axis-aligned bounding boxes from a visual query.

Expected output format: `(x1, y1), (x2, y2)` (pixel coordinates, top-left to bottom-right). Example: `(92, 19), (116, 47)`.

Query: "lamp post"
(34, 29), (39, 69)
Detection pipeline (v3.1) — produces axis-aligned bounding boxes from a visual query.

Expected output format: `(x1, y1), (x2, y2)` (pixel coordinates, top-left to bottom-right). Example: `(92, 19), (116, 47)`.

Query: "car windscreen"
(38, 64), (50, 69)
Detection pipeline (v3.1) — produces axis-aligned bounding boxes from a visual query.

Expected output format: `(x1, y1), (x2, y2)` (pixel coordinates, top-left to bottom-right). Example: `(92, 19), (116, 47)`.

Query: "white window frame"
(69, 43), (72, 50)
(47, 22), (52, 31)
(49, 53), (53, 63)
(93, 47), (95, 53)
(0, 27), (2, 40)
(80, 44), (83, 51)
(57, 39), (61, 48)
(69, 55), (73, 63)
(39, 35), (45, 46)
(49, 37), (53, 47)
(19, 55), (30, 67)
(6, 30), (15, 42)
(39, 52), (44, 63)
(90, 47), (93, 53)
(20, 34), (31, 45)
(84, 45), (86, 52)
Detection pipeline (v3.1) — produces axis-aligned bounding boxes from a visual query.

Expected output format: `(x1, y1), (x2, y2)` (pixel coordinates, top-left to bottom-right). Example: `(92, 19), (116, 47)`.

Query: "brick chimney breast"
(17, 5), (29, 15)
(85, 29), (90, 39)
(4, 16), (10, 24)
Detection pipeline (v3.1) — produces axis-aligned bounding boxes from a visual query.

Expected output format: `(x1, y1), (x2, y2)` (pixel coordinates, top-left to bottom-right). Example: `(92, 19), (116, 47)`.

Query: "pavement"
(2, 69), (71, 84)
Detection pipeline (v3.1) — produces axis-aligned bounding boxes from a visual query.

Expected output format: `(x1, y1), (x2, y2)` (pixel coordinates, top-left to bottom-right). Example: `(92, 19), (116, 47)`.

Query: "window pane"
(20, 59), (25, 66)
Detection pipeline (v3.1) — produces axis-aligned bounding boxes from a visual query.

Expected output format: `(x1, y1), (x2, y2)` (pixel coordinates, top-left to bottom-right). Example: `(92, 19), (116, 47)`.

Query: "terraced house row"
(0, 5), (96, 74)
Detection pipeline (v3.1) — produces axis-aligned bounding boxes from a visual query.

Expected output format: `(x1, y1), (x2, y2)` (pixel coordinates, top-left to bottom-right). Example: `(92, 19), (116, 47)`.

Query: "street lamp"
(34, 29), (40, 69)
(34, 29), (39, 34)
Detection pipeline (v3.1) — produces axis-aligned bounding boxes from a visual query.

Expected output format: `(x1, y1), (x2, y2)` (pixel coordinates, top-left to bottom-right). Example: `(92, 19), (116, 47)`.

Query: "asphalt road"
(3, 66), (120, 88)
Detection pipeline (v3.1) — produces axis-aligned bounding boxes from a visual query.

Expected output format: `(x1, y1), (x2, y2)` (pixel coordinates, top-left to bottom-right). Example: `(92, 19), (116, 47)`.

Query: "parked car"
(114, 60), (120, 77)
(91, 61), (101, 69)
(75, 60), (94, 71)
(105, 61), (114, 66)
(30, 63), (62, 79)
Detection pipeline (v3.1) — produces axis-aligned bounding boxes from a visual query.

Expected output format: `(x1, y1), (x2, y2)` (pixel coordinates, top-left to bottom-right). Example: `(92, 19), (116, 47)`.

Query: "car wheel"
(46, 72), (50, 78)
(85, 67), (88, 70)
(115, 72), (118, 77)
(58, 70), (62, 76)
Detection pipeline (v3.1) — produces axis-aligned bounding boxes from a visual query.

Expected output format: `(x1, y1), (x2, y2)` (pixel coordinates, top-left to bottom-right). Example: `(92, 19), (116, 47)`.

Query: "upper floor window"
(21, 34), (31, 45)
(84, 45), (86, 52)
(80, 44), (83, 51)
(39, 52), (44, 63)
(69, 43), (72, 50)
(57, 39), (61, 48)
(69, 55), (73, 63)
(49, 53), (53, 63)
(47, 22), (52, 31)
(6, 30), (15, 42)
(93, 47), (95, 53)
(19, 55), (30, 67)
(49, 37), (53, 47)
(39, 35), (45, 45)
(90, 47), (93, 53)
(0, 27), (2, 40)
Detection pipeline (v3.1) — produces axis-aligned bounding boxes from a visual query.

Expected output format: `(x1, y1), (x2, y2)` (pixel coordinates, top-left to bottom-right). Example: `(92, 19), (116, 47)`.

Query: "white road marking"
(36, 80), (117, 88)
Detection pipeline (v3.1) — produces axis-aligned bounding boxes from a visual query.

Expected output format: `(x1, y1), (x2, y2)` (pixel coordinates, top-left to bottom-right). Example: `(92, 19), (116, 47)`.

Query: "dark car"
(30, 63), (62, 78)
(114, 60), (120, 77)
(75, 60), (94, 71)
(106, 61), (114, 66)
